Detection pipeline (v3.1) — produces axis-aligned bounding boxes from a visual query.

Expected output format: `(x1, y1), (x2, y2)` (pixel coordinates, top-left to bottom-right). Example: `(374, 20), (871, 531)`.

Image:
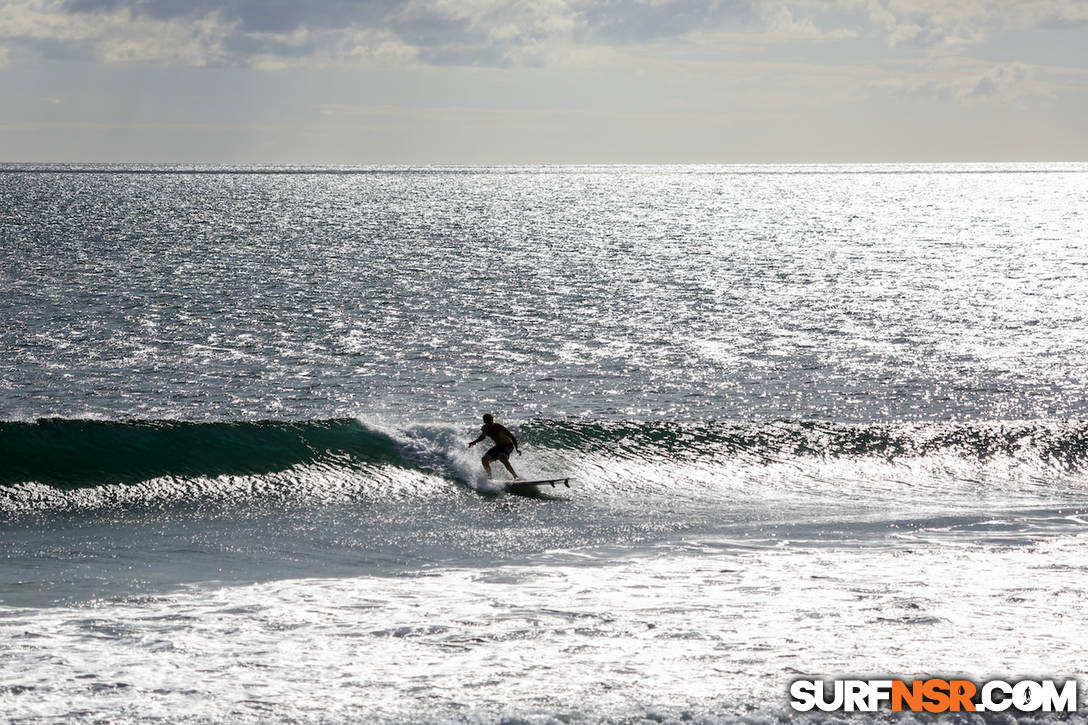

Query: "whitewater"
(2, 163), (1088, 723)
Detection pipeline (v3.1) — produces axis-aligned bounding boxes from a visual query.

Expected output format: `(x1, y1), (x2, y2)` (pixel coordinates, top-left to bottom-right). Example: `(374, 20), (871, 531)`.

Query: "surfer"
(468, 413), (520, 480)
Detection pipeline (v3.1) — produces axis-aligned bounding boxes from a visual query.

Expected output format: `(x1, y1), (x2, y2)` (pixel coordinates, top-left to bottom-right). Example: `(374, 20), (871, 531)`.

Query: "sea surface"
(2, 163), (1088, 723)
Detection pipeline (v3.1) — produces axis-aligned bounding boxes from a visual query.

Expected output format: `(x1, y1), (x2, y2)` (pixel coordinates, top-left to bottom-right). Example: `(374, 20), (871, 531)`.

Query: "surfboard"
(506, 477), (570, 492)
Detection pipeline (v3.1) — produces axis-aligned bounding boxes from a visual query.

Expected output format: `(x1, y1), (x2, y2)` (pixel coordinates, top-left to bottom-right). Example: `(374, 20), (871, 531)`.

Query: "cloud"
(0, 0), (232, 65)
(760, 4), (858, 40)
(0, 0), (1086, 69)
(578, 0), (757, 44)
(866, 61), (1036, 103)
(0, 0), (864, 68)
(861, 0), (1088, 49)
(62, 0), (584, 67)
(968, 61), (1030, 99)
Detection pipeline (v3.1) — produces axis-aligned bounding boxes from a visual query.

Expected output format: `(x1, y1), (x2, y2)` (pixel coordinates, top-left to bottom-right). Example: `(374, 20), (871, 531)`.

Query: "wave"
(521, 419), (1088, 470)
(3, 417), (1088, 492)
(0, 418), (407, 488)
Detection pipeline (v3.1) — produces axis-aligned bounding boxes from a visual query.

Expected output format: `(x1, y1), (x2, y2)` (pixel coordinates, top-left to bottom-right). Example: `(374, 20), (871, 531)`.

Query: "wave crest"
(522, 419), (1088, 470)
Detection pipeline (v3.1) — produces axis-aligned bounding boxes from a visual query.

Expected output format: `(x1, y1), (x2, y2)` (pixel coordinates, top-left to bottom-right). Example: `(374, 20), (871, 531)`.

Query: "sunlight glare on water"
(3, 164), (1087, 424)
(2, 164), (1088, 723)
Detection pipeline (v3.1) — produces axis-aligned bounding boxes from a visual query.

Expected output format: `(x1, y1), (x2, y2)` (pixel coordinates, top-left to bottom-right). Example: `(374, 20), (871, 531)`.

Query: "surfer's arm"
(468, 432), (486, 447)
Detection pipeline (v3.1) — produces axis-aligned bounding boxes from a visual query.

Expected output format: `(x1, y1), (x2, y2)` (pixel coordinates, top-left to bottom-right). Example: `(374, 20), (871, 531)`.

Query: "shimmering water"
(2, 164), (1088, 723)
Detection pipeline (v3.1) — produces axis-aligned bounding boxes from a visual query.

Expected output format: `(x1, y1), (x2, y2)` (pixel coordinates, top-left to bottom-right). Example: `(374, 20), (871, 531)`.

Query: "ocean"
(2, 163), (1087, 723)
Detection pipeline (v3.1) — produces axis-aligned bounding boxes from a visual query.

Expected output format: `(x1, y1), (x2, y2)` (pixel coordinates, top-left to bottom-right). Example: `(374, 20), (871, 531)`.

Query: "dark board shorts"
(483, 444), (515, 462)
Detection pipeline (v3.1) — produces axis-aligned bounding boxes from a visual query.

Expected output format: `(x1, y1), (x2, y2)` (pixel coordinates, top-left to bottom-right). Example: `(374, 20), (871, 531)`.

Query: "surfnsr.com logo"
(790, 678), (1078, 713)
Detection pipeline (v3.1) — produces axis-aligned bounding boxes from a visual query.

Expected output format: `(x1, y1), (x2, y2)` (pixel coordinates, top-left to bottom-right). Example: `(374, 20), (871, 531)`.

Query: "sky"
(0, 0), (1086, 163)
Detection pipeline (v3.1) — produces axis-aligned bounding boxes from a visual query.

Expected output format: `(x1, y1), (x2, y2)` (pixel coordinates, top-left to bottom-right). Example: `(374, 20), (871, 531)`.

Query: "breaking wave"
(3, 417), (1087, 513)
(4, 418), (1088, 491)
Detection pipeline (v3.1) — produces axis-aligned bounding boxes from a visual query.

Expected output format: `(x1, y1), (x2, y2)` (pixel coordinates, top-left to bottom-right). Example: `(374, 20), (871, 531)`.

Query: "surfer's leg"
(481, 456), (493, 479)
(501, 459), (518, 479)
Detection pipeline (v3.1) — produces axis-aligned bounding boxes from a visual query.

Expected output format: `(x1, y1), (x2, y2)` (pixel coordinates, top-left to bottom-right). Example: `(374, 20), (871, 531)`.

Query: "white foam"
(3, 534), (1086, 723)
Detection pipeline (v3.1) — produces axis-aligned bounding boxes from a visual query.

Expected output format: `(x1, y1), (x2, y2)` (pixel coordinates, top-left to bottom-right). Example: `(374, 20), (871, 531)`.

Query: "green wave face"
(0, 418), (407, 488)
